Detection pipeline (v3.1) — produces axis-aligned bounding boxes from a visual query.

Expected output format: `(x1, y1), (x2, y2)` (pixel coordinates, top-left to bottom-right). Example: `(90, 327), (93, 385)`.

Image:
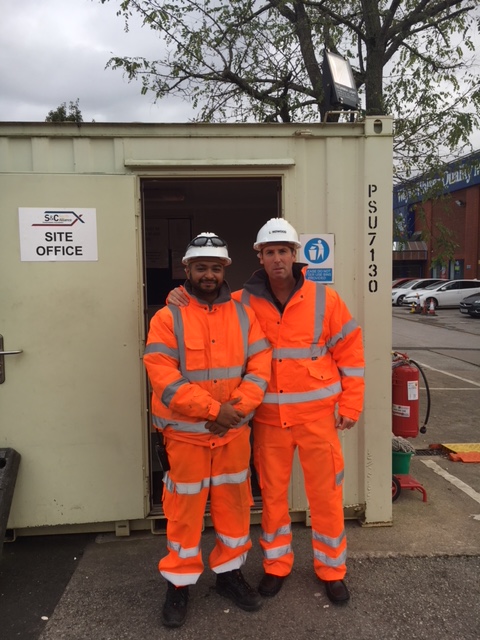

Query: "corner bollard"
(0, 448), (21, 557)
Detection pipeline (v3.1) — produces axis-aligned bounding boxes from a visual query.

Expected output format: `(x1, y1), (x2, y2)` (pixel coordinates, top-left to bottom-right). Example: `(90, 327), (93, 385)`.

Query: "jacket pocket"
(306, 359), (336, 382)
(184, 335), (207, 369)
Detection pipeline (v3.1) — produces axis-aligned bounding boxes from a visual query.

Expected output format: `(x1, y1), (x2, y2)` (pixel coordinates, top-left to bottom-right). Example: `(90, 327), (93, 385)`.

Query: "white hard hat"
(253, 218), (302, 250)
(182, 232), (232, 265)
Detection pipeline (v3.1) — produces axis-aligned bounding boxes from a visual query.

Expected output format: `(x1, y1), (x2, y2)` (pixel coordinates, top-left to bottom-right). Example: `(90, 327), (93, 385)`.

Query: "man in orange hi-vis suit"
(167, 219), (365, 607)
(242, 218), (365, 605)
(144, 232), (272, 628)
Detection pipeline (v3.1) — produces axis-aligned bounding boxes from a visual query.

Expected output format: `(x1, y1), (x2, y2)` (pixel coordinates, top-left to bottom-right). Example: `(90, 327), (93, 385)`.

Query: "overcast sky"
(1, 0), (479, 157)
(0, 0), (196, 123)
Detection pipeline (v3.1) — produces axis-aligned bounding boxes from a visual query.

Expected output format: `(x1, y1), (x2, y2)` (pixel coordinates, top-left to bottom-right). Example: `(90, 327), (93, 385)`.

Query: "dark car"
(459, 292), (480, 318)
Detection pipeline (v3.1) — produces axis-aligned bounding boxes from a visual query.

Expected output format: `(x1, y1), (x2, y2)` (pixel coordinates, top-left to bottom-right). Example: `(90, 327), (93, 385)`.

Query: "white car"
(402, 279), (480, 310)
(391, 278), (444, 306)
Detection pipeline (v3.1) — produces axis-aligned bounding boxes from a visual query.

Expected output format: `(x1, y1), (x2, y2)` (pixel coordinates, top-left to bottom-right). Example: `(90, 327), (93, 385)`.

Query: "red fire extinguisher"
(392, 352), (430, 438)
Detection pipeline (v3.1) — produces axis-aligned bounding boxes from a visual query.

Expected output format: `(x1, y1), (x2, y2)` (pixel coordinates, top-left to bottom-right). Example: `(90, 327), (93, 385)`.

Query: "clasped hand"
(205, 399), (244, 437)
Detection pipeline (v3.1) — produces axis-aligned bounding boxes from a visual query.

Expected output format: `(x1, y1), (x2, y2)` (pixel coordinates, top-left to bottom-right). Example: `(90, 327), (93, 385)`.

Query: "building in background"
(393, 150), (480, 281)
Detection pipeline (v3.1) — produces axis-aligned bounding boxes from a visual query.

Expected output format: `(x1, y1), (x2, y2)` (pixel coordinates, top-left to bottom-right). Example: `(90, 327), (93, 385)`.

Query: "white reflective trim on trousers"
(263, 544), (293, 560)
(213, 552), (247, 574)
(160, 569), (201, 586)
(336, 469), (344, 486)
(167, 539), (202, 559)
(313, 547), (347, 568)
(262, 382), (342, 405)
(312, 529), (346, 548)
(164, 473), (210, 495)
(210, 468), (249, 487)
(261, 524), (292, 543)
(216, 532), (251, 548)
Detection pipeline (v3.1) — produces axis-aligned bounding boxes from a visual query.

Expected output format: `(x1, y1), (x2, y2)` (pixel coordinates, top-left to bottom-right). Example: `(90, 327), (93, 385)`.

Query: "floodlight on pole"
(322, 49), (360, 120)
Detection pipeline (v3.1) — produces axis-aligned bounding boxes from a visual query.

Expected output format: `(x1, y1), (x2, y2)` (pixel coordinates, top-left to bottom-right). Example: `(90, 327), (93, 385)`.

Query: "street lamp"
(322, 49), (360, 120)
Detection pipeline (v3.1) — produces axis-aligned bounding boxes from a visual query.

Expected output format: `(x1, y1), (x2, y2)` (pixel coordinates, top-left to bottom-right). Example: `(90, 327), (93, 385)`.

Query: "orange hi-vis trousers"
(253, 415), (347, 581)
(159, 429), (253, 586)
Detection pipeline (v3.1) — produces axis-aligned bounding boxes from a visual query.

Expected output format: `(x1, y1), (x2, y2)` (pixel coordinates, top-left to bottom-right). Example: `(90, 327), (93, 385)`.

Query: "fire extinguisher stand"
(391, 352), (431, 502)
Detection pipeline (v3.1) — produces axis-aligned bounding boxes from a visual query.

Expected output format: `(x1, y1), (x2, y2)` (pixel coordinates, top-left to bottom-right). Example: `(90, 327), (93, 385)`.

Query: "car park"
(402, 279), (480, 310)
(459, 292), (480, 318)
(391, 278), (444, 306)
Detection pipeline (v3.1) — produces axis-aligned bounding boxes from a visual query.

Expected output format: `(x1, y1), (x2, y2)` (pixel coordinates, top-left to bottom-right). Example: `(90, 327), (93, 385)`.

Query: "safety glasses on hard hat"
(187, 236), (228, 248)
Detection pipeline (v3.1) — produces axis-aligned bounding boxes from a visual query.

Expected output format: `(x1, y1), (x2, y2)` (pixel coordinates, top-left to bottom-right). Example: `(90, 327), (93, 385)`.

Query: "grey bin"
(0, 448), (21, 557)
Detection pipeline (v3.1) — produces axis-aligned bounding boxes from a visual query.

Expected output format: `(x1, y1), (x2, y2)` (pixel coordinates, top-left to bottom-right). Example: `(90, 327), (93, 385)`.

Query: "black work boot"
(162, 582), (189, 628)
(215, 569), (263, 611)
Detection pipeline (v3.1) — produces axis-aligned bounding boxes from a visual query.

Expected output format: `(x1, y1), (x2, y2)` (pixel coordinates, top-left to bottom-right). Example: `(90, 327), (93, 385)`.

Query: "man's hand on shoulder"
(166, 287), (189, 307)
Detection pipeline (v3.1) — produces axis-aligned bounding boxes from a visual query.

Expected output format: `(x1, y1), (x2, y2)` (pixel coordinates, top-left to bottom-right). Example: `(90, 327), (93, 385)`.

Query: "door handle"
(0, 335), (23, 384)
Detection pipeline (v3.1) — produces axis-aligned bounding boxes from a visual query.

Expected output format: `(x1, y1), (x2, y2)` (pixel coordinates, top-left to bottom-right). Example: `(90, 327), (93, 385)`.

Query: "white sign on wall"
(299, 233), (335, 283)
(18, 208), (98, 262)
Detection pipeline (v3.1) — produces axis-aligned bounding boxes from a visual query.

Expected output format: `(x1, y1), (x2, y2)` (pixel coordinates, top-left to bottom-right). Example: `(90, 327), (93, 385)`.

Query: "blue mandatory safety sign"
(300, 233), (335, 284)
(304, 237), (330, 264)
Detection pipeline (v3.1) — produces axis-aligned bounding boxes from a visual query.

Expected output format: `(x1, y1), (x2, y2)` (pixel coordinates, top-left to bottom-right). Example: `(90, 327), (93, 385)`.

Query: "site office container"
(0, 119), (393, 537)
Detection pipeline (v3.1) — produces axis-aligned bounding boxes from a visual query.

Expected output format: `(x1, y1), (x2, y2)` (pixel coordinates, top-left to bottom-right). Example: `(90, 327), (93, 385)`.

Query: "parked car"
(392, 277), (417, 288)
(459, 292), (480, 318)
(392, 278), (444, 306)
(402, 279), (480, 310)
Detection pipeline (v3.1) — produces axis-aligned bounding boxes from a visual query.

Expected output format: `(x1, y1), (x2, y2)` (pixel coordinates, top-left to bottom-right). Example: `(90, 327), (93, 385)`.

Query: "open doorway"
(142, 176), (281, 515)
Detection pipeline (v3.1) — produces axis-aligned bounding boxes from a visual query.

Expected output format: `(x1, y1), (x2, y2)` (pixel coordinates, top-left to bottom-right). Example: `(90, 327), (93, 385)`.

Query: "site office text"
(36, 231), (83, 257)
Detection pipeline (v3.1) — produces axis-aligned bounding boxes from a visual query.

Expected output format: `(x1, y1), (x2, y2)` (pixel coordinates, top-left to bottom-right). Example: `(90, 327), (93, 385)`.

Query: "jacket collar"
(243, 263), (306, 308)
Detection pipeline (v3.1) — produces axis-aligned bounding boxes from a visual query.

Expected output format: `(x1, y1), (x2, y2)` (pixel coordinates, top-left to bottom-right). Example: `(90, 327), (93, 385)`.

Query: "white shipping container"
(0, 119), (393, 535)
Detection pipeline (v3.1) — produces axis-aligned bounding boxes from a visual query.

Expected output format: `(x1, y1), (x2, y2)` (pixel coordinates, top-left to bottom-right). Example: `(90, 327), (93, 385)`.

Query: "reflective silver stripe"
(313, 547), (347, 567)
(336, 469), (344, 486)
(312, 529), (346, 548)
(262, 382), (342, 405)
(186, 365), (244, 382)
(339, 366), (365, 377)
(263, 544), (293, 560)
(160, 569), (200, 586)
(327, 318), (359, 349)
(152, 413), (253, 433)
(241, 290), (251, 306)
(273, 347), (328, 359)
(242, 373), (268, 392)
(165, 473), (210, 495)
(216, 532), (251, 548)
(214, 552), (247, 574)
(261, 524), (292, 543)
(248, 337), (270, 357)
(144, 342), (179, 359)
(313, 283), (326, 345)
(233, 299), (250, 367)
(169, 306), (187, 374)
(162, 378), (189, 407)
(211, 469), (249, 486)
(167, 539), (202, 559)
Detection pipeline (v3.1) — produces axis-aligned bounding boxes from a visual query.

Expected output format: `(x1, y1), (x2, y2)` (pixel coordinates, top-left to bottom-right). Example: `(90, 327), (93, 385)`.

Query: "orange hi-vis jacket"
(235, 264), (365, 427)
(144, 282), (272, 447)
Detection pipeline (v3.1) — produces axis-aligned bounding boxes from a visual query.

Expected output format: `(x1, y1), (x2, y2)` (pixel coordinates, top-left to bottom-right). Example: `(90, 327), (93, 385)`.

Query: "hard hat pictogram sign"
(300, 233), (334, 283)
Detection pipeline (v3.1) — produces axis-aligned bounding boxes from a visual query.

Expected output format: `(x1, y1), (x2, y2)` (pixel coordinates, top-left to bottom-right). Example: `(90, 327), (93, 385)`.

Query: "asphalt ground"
(1, 308), (479, 640)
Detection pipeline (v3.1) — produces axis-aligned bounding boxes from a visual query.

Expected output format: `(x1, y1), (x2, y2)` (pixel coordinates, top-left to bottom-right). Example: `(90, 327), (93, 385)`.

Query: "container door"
(0, 174), (146, 530)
